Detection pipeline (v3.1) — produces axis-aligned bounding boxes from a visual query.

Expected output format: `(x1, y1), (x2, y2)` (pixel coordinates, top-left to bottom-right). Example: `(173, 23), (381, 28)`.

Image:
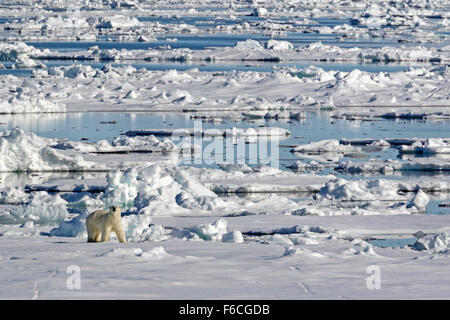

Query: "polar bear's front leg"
(101, 225), (113, 242)
(114, 225), (126, 243)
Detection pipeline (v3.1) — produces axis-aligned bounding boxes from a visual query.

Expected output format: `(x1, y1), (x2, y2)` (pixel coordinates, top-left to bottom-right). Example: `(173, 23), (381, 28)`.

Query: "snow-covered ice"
(1, 0), (450, 300)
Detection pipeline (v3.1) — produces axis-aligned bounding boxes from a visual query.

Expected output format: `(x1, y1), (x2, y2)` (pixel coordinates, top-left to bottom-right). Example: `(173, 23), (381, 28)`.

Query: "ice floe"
(2, 0), (450, 300)
(412, 232), (450, 253)
(316, 178), (403, 202)
(0, 60), (449, 119)
(0, 98), (65, 114)
(0, 128), (95, 172)
(0, 128), (194, 173)
(4, 192), (70, 224)
(292, 139), (357, 154)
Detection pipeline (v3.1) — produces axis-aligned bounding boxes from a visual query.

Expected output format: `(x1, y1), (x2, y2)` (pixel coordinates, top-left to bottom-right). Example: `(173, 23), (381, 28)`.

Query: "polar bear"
(86, 206), (126, 243)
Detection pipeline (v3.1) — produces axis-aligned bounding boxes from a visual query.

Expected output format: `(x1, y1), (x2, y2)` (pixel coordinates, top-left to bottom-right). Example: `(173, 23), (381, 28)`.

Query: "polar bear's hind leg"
(87, 227), (101, 242)
(87, 220), (100, 242)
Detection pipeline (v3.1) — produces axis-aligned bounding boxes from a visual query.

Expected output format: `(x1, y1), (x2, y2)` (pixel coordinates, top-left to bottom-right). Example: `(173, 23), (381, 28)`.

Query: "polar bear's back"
(87, 209), (110, 223)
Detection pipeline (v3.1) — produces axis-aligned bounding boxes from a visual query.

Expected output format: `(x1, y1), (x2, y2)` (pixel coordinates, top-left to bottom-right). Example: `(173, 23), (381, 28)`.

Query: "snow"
(4, 212), (450, 298)
(1, 0), (450, 300)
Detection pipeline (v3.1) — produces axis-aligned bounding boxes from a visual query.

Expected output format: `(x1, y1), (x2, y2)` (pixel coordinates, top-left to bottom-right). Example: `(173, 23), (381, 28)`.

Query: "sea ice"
(412, 232), (450, 253)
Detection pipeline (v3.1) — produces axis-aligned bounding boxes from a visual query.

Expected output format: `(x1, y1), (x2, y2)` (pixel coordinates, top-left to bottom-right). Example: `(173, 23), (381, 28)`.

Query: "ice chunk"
(14, 54), (45, 68)
(292, 139), (361, 154)
(252, 7), (268, 17)
(235, 39), (263, 50)
(97, 15), (141, 29)
(190, 218), (228, 241)
(121, 214), (153, 241)
(62, 64), (96, 79)
(286, 160), (325, 172)
(266, 40), (294, 51)
(0, 98), (66, 114)
(406, 189), (429, 212)
(102, 165), (221, 216)
(49, 214), (86, 237)
(396, 138), (450, 155)
(20, 221), (34, 228)
(317, 178), (401, 201)
(222, 231), (244, 243)
(412, 232), (450, 253)
(138, 224), (172, 242)
(0, 187), (29, 204)
(0, 128), (94, 172)
(9, 192), (69, 224)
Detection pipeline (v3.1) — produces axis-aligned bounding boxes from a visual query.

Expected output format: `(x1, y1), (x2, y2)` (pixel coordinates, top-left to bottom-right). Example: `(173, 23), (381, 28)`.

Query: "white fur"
(86, 206), (126, 243)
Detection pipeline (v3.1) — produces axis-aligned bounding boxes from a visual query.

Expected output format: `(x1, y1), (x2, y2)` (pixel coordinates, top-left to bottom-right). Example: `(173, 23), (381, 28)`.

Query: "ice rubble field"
(1, 0), (450, 299)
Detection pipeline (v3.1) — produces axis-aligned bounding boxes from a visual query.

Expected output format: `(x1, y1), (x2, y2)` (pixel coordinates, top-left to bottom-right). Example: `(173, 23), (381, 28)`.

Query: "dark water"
(370, 237), (417, 248)
(1, 110), (450, 170)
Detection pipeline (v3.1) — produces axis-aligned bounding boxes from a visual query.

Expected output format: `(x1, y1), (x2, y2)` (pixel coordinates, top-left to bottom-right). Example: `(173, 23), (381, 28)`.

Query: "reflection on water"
(0, 113), (67, 133)
(370, 238), (417, 248)
(7, 58), (436, 75)
(399, 153), (450, 161)
(0, 110), (449, 190)
(1, 110), (450, 152)
(427, 199), (450, 215)
(1, 110), (449, 141)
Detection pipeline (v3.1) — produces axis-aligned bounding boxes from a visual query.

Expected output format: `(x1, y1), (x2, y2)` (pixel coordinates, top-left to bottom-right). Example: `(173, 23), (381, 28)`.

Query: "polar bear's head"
(109, 205), (122, 216)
